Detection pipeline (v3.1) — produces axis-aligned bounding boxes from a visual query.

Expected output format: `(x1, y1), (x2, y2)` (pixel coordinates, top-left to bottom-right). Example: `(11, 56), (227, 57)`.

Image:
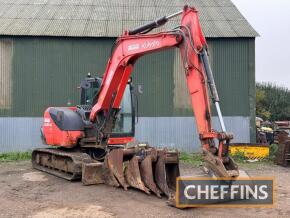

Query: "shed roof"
(0, 0), (258, 38)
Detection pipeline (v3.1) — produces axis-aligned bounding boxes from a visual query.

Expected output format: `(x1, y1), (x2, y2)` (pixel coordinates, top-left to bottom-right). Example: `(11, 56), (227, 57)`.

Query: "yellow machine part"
(229, 143), (269, 159)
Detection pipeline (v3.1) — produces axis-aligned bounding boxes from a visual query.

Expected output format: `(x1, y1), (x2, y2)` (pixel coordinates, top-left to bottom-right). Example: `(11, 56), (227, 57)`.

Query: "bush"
(256, 82), (290, 121)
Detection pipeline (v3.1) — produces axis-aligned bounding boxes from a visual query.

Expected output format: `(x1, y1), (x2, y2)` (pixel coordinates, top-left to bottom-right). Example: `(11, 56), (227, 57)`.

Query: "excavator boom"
(89, 5), (238, 178)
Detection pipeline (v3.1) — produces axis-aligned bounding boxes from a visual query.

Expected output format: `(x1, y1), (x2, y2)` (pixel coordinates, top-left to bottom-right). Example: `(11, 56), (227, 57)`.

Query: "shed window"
(0, 40), (12, 109)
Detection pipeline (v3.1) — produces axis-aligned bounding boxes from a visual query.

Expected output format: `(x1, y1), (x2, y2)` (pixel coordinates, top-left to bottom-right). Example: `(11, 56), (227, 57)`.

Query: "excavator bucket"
(124, 156), (150, 194)
(82, 144), (180, 198)
(106, 149), (129, 190)
(154, 150), (170, 196)
(102, 156), (121, 187)
(155, 149), (180, 197)
(140, 151), (162, 197)
(203, 149), (239, 178)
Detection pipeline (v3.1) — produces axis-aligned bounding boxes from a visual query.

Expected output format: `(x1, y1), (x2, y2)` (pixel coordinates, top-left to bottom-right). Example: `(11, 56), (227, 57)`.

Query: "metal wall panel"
(135, 116), (250, 152)
(209, 38), (251, 116)
(172, 38), (254, 117)
(8, 37), (114, 116)
(0, 37), (255, 124)
(248, 39), (256, 142)
(0, 117), (45, 152)
(0, 116), (249, 152)
(0, 36), (177, 117)
(0, 36), (256, 151)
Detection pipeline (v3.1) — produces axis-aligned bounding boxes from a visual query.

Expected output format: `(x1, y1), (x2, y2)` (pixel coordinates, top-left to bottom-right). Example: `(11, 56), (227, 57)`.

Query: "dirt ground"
(0, 161), (289, 218)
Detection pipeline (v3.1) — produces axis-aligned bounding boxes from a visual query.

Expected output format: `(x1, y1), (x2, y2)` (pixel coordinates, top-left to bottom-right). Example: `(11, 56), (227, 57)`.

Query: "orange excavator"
(32, 5), (240, 204)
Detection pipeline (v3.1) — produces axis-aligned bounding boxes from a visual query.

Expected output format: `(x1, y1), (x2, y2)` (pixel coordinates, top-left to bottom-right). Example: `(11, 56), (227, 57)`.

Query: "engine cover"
(42, 107), (84, 148)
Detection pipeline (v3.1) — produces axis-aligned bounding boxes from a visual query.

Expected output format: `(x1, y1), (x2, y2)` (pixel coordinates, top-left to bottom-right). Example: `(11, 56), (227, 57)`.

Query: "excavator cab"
(79, 74), (135, 143)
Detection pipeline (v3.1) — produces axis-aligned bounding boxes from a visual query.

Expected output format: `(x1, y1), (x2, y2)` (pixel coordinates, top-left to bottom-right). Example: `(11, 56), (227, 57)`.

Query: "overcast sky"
(231, 0), (290, 88)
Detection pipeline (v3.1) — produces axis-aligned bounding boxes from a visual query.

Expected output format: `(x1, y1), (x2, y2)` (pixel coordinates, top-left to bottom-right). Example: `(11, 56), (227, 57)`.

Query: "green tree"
(256, 83), (290, 121)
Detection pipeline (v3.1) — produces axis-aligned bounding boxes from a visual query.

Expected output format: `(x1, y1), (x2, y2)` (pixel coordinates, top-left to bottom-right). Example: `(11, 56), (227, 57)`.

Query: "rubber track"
(32, 148), (88, 181)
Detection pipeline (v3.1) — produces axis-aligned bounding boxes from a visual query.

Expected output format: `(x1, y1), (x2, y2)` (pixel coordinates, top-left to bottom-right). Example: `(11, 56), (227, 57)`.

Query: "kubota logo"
(128, 40), (160, 51)
(141, 40), (160, 49)
(128, 44), (140, 51)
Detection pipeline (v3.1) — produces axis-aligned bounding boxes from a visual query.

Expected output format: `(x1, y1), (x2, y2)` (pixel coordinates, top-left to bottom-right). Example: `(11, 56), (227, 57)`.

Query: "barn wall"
(0, 36), (255, 152)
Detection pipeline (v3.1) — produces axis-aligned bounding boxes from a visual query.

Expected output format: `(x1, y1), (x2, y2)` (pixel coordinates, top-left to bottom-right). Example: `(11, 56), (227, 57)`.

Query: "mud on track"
(0, 161), (289, 218)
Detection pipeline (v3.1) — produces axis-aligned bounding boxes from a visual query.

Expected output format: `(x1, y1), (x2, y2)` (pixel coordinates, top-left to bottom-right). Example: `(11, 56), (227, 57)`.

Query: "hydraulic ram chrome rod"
(200, 48), (227, 132)
(128, 10), (183, 35)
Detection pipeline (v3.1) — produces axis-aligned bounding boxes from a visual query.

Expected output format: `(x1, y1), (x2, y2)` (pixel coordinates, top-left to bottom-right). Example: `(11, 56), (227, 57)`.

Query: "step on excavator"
(32, 5), (245, 207)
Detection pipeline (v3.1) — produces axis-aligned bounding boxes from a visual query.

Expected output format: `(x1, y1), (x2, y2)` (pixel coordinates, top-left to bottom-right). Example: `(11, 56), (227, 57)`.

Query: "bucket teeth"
(124, 156), (150, 194)
(140, 153), (162, 197)
(106, 149), (129, 190)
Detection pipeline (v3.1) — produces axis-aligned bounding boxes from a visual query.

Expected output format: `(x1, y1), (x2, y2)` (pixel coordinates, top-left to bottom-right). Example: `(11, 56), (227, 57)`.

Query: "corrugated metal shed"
(0, 0), (258, 37)
(0, 37), (254, 118)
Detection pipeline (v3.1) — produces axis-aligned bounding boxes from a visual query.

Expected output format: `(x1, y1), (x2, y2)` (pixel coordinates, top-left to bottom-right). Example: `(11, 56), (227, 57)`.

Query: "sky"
(231, 0), (290, 88)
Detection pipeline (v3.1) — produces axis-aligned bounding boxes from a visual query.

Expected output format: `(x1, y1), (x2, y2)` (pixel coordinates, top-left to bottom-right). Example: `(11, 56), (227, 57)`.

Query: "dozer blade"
(82, 160), (104, 185)
(140, 150), (162, 197)
(81, 156), (120, 187)
(106, 149), (129, 190)
(124, 156), (150, 194)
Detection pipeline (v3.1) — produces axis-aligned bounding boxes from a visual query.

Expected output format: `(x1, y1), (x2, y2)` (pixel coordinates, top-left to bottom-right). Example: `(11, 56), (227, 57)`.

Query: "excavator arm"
(89, 6), (239, 178)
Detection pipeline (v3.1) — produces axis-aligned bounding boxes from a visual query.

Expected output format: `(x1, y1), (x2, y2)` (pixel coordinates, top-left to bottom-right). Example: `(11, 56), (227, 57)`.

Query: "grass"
(180, 152), (203, 166)
(0, 151), (32, 162)
(180, 144), (278, 170)
(0, 144), (279, 167)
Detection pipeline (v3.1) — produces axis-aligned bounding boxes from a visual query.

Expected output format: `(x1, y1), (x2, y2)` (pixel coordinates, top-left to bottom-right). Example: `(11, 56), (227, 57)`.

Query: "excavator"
(32, 5), (241, 206)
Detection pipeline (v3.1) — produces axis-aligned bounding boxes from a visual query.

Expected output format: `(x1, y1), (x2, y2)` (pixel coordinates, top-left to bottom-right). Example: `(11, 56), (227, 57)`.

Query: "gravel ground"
(0, 161), (289, 218)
